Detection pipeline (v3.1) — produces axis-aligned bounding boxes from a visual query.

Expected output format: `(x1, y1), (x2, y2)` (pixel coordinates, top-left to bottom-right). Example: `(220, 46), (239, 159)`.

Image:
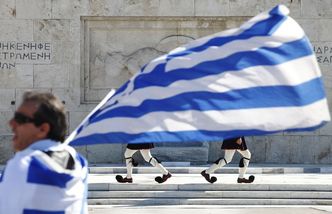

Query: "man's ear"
(38, 123), (50, 139)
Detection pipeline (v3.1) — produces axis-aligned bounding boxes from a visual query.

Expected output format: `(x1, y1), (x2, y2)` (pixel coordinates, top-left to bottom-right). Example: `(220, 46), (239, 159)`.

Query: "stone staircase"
(88, 165), (332, 206)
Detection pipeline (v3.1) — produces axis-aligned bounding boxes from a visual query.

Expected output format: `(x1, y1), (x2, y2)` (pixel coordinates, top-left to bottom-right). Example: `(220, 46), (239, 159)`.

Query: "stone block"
(0, 89), (15, 111)
(264, 135), (300, 164)
(73, 145), (88, 160)
(320, 64), (332, 73)
(316, 20), (332, 42)
(86, 144), (124, 164)
(249, 136), (268, 163)
(0, 135), (14, 164)
(101, 0), (161, 16)
(158, 142), (208, 147)
(51, 0), (89, 19)
(88, 0), (194, 16)
(319, 122), (332, 136)
(302, 0), (332, 18)
(229, 0), (265, 16)
(157, 0), (195, 16)
(52, 88), (81, 111)
(287, 136), (311, 163)
(69, 19), (81, 43)
(68, 111), (90, 133)
(208, 141), (223, 162)
(0, 20), (33, 40)
(151, 146), (209, 164)
(0, 64), (33, 88)
(311, 136), (332, 164)
(0, 0), (15, 19)
(69, 64), (80, 89)
(16, 0), (51, 19)
(264, 0), (301, 18)
(283, 130), (319, 136)
(297, 19), (320, 42)
(51, 41), (79, 65)
(33, 20), (71, 41)
(34, 64), (69, 88)
(300, 135), (321, 164)
(195, 0), (229, 16)
(299, 19), (332, 42)
(0, 112), (13, 133)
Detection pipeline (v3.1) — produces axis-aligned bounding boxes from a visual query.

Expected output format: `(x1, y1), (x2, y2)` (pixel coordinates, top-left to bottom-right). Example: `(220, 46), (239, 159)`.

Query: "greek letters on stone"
(0, 42), (52, 70)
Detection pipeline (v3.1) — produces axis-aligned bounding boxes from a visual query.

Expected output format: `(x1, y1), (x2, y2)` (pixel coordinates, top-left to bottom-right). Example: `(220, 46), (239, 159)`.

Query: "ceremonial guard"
(201, 137), (254, 183)
(116, 143), (172, 183)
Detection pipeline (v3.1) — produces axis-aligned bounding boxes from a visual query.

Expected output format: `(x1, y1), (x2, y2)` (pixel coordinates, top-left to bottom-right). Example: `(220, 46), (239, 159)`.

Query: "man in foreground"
(0, 91), (88, 213)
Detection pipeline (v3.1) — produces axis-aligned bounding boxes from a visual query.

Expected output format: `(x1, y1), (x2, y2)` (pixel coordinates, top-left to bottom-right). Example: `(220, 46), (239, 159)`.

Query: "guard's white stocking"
(124, 148), (137, 178)
(140, 149), (168, 175)
(206, 150), (236, 174)
(237, 149), (251, 178)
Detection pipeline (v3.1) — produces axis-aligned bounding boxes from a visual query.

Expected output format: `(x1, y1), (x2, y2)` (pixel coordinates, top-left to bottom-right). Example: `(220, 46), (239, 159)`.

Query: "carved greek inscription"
(0, 42), (52, 69)
(313, 45), (332, 64)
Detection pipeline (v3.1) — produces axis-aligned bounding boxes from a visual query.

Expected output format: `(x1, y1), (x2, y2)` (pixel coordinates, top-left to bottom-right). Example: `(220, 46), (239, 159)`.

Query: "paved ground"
(88, 165), (332, 213)
(89, 172), (332, 186)
(88, 205), (332, 214)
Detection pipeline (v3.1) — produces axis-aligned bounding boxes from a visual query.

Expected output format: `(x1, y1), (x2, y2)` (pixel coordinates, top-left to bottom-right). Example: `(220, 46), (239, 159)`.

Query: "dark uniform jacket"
(221, 136), (247, 151)
(127, 143), (154, 150)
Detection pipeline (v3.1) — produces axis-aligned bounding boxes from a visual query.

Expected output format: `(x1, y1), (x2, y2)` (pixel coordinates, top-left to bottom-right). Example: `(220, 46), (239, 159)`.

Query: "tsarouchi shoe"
(237, 175), (255, 183)
(155, 172), (172, 183)
(115, 175), (133, 183)
(200, 170), (217, 183)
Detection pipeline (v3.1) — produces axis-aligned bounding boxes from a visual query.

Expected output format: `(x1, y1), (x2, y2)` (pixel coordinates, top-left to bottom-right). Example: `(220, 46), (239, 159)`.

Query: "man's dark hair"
(22, 91), (67, 142)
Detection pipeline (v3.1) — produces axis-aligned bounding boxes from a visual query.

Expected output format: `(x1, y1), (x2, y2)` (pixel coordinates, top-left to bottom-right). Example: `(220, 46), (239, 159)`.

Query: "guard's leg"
(237, 149), (254, 183)
(116, 148), (137, 183)
(201, 150), (235, 183)
(140, 149), (171, 183)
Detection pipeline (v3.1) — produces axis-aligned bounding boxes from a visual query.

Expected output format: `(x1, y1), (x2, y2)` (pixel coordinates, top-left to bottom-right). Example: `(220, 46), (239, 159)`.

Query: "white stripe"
(24, 181), (85, 212)
(166, 18), (305, 72)
(172, 8), (273, 52)
(142, 8), (274, 77)
(75, 99), (329, 138)
(95, 55), (320, 115)
(100, 7), (294, 111)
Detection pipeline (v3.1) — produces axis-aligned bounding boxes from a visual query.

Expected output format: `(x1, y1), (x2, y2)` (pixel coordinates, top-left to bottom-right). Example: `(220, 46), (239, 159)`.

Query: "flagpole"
(64, 89), (116, 145)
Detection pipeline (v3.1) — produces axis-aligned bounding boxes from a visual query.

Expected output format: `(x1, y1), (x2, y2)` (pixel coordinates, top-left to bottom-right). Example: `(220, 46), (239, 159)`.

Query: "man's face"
(9, 102), (46, 152)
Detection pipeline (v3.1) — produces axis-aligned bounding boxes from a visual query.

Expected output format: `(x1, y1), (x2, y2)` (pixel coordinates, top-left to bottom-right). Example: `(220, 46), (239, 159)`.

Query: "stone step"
(88, 165), (332, 174)
(151, 146), (209, 164)
(88, 190), (332, 199)
(88, 198), (332, 206)
(87, 167), (332, 206)
(89, 183), (332, 191)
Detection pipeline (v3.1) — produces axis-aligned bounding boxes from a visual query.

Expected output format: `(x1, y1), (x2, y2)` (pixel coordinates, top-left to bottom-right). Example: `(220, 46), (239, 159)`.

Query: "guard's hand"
(236, 138), (242, 145)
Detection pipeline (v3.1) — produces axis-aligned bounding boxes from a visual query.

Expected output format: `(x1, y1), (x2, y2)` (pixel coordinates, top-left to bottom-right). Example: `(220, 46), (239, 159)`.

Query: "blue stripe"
(0, 168), (4, 182)
(92, 78), (325, 121)
(115, 10), (287, 96)
(167, 9), (286, 59)
(133, 37), (313, 90)
(70, 121), (328, 146)
(23, 209), (64, 214)
(27, 157), (73, 188)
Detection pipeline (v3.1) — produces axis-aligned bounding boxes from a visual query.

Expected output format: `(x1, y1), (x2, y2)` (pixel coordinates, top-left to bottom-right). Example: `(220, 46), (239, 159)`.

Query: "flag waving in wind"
(68, 5), (330, 146)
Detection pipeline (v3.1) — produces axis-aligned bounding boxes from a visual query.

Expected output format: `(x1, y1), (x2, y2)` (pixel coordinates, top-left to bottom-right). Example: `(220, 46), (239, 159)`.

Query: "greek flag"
(68, 5), (330, 146)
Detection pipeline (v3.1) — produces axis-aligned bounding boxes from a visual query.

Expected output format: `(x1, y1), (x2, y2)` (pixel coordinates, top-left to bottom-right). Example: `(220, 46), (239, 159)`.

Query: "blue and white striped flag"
(68, 5), (330, 146)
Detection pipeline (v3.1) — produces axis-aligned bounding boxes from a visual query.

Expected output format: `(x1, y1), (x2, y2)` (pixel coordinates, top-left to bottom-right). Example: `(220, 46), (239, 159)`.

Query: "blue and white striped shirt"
(0, 139), (88, 214)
